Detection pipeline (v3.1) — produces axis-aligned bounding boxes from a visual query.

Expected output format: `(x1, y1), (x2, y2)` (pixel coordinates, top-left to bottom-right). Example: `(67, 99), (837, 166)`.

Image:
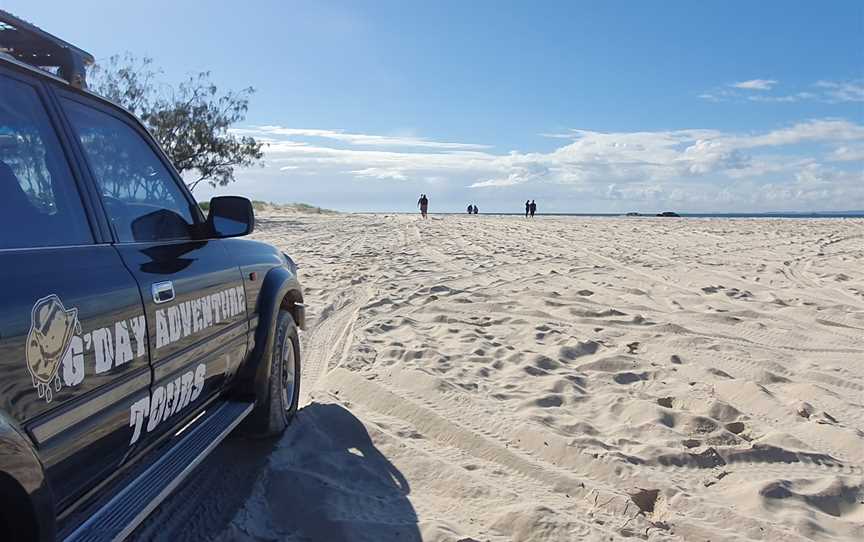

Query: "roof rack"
(0, 10), (93, 88)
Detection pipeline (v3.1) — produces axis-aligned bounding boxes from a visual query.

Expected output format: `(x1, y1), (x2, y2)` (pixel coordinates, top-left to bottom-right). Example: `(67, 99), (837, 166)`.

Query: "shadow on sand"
(133, 403), (420, 541)
(262, 402), (421, 541)
(133, 429), (278, 541)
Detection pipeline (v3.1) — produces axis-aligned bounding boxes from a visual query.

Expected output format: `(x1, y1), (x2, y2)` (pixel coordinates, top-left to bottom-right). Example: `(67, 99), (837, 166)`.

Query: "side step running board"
(64, 400), (255, 542)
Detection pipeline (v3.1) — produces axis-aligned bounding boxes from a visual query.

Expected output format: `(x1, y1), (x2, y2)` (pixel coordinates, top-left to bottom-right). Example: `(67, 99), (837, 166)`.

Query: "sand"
(216, 212), (863, 542)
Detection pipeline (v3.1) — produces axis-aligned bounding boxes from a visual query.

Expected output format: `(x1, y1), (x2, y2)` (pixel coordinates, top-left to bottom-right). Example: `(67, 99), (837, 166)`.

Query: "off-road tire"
(247, 310), (301, 437)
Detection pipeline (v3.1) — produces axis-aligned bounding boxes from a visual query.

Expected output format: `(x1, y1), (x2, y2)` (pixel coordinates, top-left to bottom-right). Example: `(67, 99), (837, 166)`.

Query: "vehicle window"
(0, 75), (93, 250)
(62, 99), (196, 243)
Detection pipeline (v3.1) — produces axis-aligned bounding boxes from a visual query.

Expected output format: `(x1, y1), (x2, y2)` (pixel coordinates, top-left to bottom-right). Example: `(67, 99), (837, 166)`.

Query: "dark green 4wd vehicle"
(0, 12), (305, 541)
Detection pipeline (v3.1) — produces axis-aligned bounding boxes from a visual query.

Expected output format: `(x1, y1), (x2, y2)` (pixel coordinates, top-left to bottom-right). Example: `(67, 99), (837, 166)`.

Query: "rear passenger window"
(0, 75), (93, 249)
(62, 99), (197, 243)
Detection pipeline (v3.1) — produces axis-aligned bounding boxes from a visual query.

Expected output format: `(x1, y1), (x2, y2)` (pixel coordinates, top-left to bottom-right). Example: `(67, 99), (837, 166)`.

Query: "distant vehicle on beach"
(656, 211), (681, 217)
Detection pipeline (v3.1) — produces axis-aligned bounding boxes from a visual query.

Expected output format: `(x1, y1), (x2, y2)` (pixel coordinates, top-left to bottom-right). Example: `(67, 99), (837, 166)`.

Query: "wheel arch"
(0, 412), (55, 542)
(233, 265), (303, 400)
(280, 288), (305, 331)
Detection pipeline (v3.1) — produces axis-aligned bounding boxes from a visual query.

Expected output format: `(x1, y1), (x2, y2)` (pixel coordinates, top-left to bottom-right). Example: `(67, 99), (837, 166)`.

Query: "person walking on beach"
(472, 204), (479, 215)
(467, 203), (473, 214)
(529, 200), (537, 218)
(418, 194), (429, 219)
(525, 200), (530, 218)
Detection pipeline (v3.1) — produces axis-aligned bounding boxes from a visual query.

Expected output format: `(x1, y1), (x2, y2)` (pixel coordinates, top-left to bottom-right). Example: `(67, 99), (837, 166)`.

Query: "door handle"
(152, 281), (175, 304)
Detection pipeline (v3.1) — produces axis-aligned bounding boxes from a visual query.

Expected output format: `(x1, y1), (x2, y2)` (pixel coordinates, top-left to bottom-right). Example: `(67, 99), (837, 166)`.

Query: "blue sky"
(8, 0), (863, 212)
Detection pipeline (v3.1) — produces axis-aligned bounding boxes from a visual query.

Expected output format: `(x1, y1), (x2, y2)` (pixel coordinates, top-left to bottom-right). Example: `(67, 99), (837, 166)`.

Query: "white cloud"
(217, 119), (864, 212)
(829, 145), (864, 162)
(701, 79), (864, 104)
(731, 79), (778, 91)
(471, 161), (549, 187)
(233, 126), (491, 150)
(734, 119), (864, 147)
(815, 80), (864, 103)
(350, 167), (408, 180)
(746, 92), (816, 103)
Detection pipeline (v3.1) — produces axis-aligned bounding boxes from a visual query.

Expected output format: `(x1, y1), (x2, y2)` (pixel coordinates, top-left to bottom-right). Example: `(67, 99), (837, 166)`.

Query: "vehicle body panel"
(113, 241), (248, 447)
(0, 246), (150, 511)
(223, 238), (287, 315)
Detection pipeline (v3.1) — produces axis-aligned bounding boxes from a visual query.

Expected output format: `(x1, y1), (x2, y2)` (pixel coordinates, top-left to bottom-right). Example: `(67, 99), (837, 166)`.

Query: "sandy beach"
(141, 212), (863, 541)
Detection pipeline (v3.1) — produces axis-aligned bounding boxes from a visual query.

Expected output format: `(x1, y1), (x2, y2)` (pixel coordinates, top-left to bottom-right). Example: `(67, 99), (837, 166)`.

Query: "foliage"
(200, 200), (335, 215)
(89, 54), (264, 192)
(292, 202), (336, 214)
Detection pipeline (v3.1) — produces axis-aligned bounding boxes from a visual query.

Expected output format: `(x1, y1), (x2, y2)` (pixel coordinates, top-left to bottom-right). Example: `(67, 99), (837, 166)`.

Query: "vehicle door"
(58, 92), (249, 447)
(0, 68), (151, 510)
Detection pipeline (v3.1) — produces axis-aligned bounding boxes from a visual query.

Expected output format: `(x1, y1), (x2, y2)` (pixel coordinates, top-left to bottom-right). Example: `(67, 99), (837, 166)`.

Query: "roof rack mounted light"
(0, 10), (93, 88)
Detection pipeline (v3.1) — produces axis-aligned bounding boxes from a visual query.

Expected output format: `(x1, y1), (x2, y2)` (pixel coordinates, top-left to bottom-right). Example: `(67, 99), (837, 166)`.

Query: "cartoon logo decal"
(26, 295), (81, 403)
(24, 294), (148, 403)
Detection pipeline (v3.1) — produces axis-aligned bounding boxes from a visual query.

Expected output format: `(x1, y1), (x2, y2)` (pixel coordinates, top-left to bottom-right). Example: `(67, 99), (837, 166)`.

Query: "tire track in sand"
(299, 286), (371, 407)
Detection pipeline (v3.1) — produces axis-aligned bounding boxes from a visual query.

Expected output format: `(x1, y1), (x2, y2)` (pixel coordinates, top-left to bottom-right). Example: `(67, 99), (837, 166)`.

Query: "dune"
(145, 212), (864, 541)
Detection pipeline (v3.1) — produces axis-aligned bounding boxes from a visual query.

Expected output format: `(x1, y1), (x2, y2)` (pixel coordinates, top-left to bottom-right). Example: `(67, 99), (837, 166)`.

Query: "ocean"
(386, 212), (864, 218)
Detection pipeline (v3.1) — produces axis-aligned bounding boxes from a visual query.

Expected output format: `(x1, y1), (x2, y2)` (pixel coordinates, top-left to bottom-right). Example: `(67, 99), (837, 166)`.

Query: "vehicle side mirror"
(207, 196), (254, 238)
(131, 209), (192, 241)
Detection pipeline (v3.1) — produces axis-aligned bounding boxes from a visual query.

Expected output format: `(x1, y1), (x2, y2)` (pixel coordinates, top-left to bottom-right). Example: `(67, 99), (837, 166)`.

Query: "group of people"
(416, 194), (538, 218)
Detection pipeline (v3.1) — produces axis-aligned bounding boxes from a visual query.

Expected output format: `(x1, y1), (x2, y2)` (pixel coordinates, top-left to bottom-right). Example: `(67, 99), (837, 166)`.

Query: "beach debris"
(796, 401), (815, 419)
(815, 411), (839, 425)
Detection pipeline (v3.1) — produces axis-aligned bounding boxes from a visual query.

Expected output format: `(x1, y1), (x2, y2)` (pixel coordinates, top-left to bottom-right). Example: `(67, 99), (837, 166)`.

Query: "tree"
(89, 54), (264, 192)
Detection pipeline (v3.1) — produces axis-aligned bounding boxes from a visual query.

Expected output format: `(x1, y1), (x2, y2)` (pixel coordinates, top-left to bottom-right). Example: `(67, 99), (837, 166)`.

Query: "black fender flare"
(0, 411), (55, 542)
(234, 265), (303, 400)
